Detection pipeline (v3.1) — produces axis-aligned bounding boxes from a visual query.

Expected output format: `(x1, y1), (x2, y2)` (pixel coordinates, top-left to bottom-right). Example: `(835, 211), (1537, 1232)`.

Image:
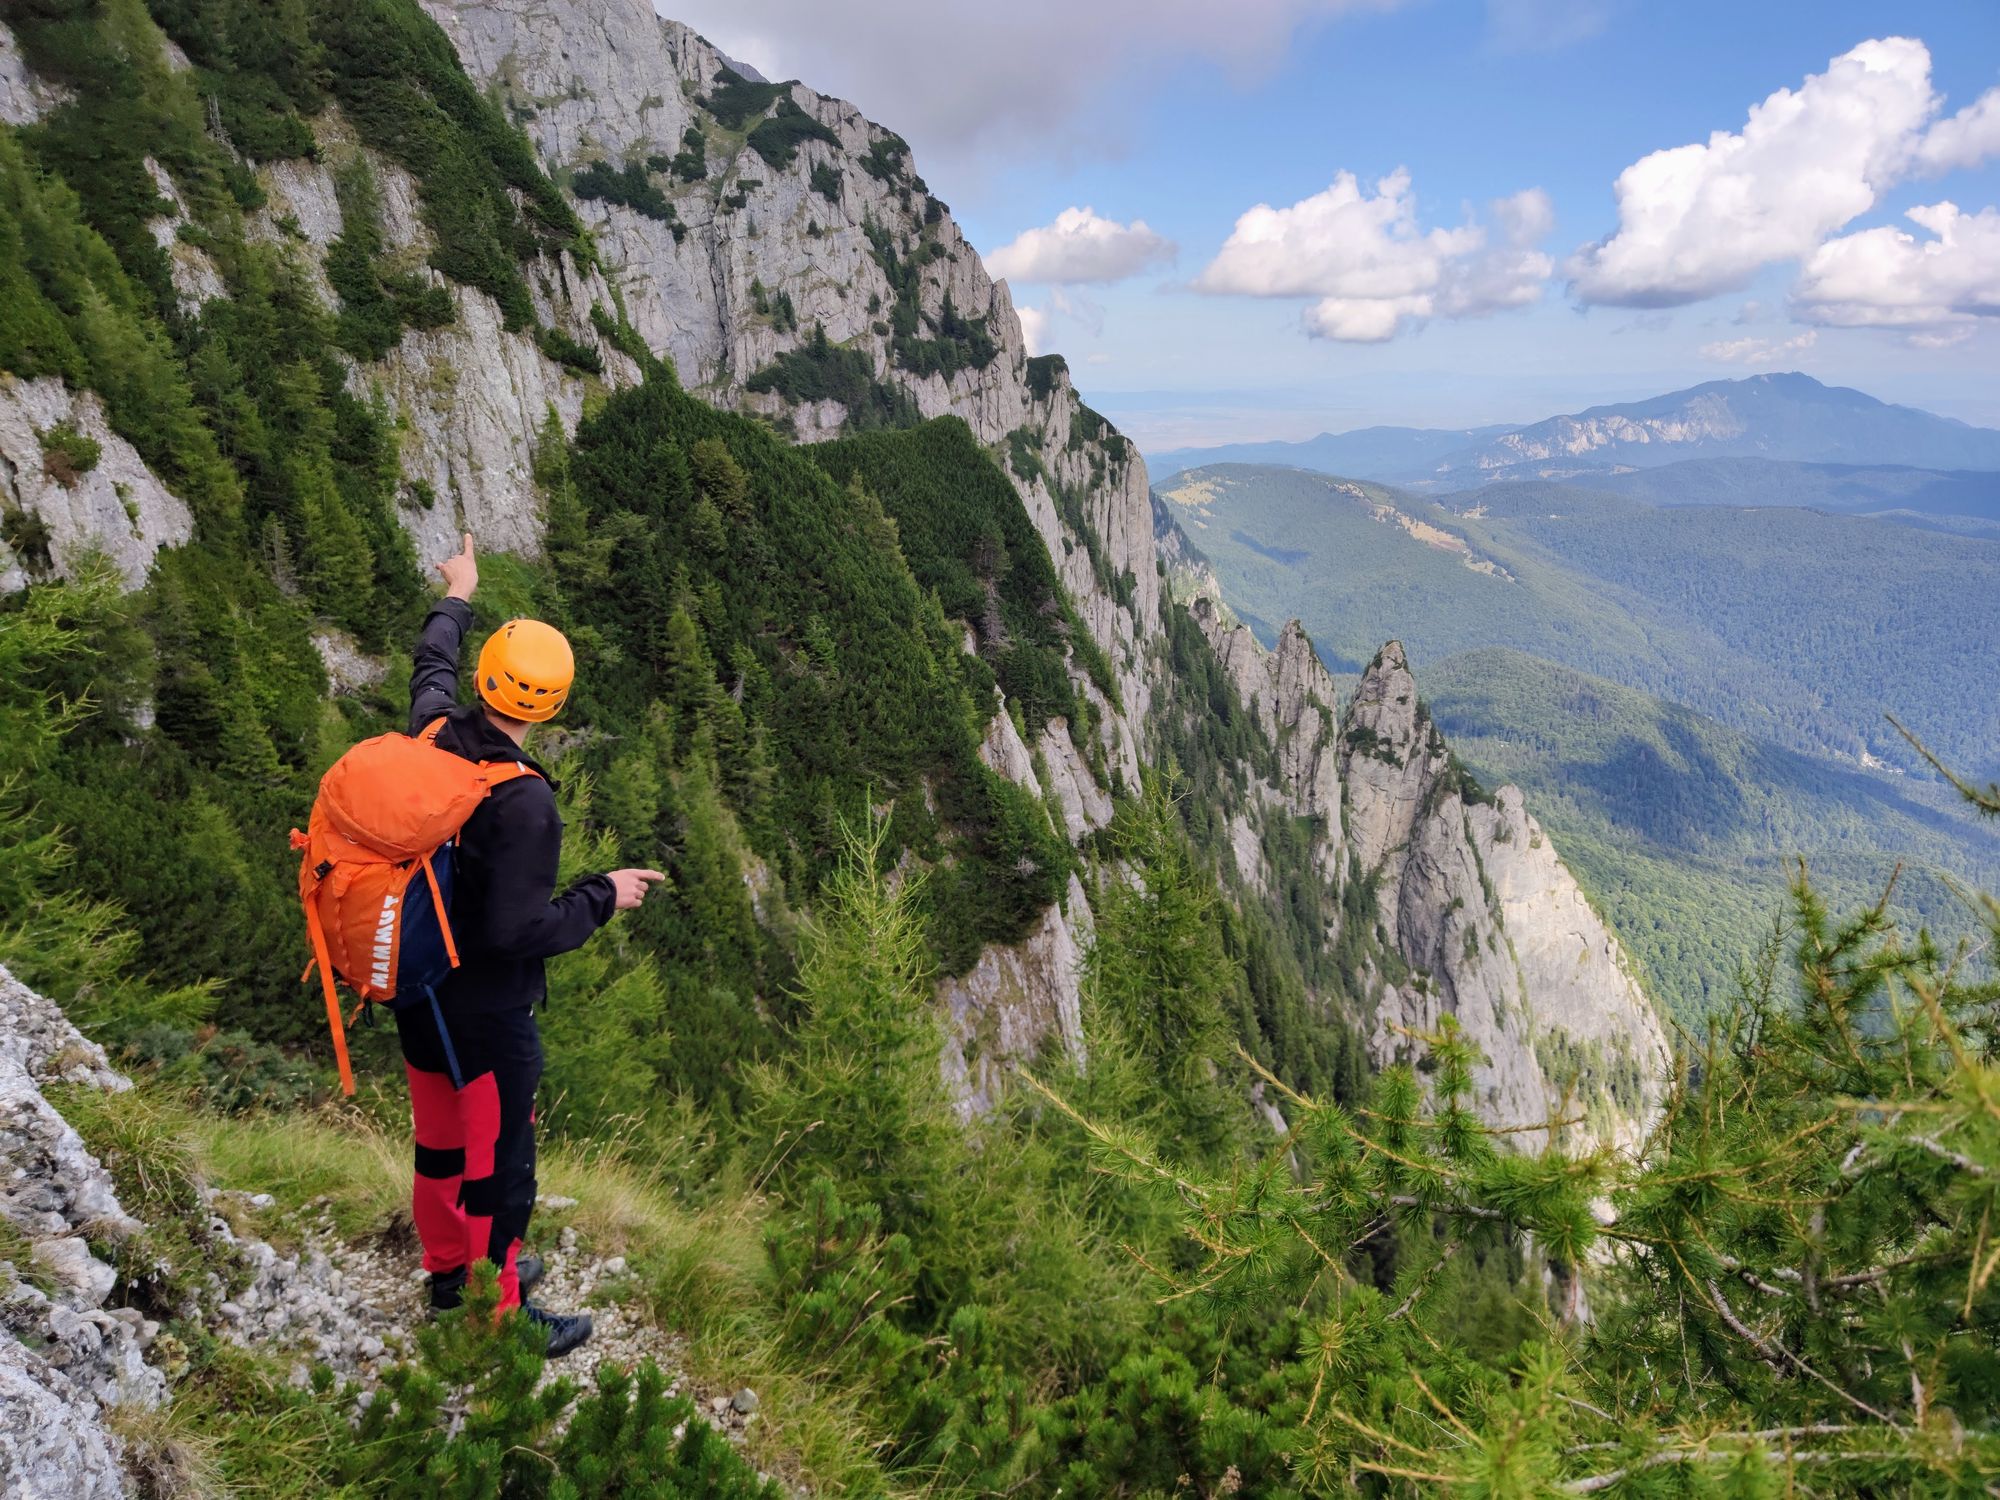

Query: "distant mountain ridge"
(1147, 374), (2000, 488)
(1149, 423), (1511, 482)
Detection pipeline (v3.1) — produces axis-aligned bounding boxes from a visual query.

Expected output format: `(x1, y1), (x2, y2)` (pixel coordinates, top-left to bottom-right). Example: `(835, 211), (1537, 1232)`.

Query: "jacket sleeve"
(410, 598), (473, 735)
(470, 780), (618, 962)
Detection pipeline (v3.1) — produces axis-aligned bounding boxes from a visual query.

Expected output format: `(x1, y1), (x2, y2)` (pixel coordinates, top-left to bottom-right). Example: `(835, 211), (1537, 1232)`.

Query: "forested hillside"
(1583, 455), (2000, 532)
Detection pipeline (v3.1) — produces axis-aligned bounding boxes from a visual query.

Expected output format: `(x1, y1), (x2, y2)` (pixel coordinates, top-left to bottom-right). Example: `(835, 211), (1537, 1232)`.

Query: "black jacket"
(409, 598), (615, 1014)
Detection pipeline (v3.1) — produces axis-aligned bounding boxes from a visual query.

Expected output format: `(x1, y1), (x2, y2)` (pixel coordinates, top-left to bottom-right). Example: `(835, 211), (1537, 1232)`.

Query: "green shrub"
(570, 158), (683, 238)
(537, 323), (605, 376)
(697, 72), (784, 131)
(744, 325), (917, 431)
(746, 97), (837, 170)
(326, 156), (455, 361)
(343, 1266), (784, 1496)
(1024, 353), (1067, 400)
(860, 133), (910, 182)
(669, 125), (707, 181)
(36, 419), (102, 486)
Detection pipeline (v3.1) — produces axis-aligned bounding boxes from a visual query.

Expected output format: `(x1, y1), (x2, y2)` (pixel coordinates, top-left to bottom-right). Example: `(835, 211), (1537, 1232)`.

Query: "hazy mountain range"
(1148, 374), (2000, 497)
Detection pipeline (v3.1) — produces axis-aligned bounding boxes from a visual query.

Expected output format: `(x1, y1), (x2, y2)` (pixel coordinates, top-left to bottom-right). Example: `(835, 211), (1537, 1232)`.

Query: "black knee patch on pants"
(414, 1143), (465, 1179)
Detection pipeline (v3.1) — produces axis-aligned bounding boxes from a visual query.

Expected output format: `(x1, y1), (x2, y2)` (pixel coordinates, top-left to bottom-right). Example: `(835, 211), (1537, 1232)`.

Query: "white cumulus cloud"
(984, 208), (1176, 285)
(1194, 171), (1553, 341)
(1915, 85), (2000, 173)
(1569, 37), (2000, 310)
(1796, 202), (2000, 331)
(1699, 329), (1819, 365)
(1569, 38), (1940, 307)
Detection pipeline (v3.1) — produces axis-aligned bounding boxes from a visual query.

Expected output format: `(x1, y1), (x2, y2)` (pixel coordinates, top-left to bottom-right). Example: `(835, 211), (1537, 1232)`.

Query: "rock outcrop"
(1338, 644), (1669, 1152)
(938, 874), (1094, 1120)
(0, 967), (162, 1500)
(1179, 598), (1669, 1152)
(244, 107), (636, 574)
(415, 0), (1159, 739)
(0, 376), (196, 592)
(1198, 599), (1345, 881)
(0, 22), (62, 128)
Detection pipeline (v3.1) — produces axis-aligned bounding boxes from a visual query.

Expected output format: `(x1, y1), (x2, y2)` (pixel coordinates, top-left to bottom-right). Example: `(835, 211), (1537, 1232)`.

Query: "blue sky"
(672, 0), (2000, 448)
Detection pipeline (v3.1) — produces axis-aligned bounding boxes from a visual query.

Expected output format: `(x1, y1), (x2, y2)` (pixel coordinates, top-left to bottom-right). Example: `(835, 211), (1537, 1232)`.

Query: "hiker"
(399, 532), (664, 1356)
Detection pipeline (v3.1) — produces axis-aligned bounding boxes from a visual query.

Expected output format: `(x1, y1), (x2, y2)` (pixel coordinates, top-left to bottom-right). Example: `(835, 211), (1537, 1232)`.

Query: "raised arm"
(409, 532), (478, 735)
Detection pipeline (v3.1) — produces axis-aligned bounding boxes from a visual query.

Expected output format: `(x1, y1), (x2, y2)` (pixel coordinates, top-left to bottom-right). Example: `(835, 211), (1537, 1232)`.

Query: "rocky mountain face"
(0, 0), (1666, 1147)
(0, 968), (164, 1498)
(1187, 603), (1668, 1150)
(1337, 643), (1668, 1150)
(414, 0), (1157, 736)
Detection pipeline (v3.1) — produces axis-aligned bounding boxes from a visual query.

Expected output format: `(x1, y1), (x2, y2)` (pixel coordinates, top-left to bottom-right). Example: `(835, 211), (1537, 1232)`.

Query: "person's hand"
(437, 532), (477, 601)
(607, 869), (666, 911)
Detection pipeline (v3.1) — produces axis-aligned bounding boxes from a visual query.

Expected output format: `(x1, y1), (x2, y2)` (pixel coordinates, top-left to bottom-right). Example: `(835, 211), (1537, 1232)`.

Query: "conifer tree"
(1087, 768), (1244, 1164)
(744, 810), (959, 1234)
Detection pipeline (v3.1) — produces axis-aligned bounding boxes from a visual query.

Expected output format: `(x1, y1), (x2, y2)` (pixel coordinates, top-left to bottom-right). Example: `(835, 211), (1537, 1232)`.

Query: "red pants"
(395, 1001), (542, 1310)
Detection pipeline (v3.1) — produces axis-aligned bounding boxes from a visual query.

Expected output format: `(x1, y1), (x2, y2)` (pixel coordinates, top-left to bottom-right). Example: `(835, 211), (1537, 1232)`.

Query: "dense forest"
(1582, 455), (2000, 530)
(2, 0), (1998, 1495)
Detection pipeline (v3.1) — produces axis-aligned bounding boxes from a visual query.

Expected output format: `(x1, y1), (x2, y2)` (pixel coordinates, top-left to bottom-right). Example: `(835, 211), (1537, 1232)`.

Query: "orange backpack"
(291, 718), (540, 1094)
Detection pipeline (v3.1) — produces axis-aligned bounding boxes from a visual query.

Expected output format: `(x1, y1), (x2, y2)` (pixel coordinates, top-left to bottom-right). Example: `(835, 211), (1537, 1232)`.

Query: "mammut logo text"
(370, 894), (399, 990)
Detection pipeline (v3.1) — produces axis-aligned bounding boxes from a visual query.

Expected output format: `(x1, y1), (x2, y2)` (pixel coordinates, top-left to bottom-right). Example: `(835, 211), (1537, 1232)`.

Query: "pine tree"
(744, 810), (959, 1234)
(1041, 780), (2000, 1493)
(1086, 767), (1244, 1164)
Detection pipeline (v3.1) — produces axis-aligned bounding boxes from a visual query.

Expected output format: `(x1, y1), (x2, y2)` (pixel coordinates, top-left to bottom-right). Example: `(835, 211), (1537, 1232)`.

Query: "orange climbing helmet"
(476, 619), (574, 722)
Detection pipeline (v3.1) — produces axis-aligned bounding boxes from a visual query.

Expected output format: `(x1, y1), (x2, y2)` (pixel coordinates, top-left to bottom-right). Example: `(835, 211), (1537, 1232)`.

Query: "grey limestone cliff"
(1339, 642), (1668, 1151)
(1182, 599), (1668, 1151)
(0, 967), (161, 1499)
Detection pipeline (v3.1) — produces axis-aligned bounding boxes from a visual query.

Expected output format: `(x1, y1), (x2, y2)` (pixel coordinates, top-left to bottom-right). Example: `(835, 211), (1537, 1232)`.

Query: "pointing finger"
(461, 531), (475, 556)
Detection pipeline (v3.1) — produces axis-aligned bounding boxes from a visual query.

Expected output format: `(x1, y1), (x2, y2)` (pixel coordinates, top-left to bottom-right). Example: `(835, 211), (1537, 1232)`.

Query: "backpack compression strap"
(302, 896), (356, 1097)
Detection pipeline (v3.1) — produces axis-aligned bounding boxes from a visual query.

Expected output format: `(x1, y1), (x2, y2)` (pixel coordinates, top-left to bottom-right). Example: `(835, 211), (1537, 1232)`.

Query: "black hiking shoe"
(516, 1251), (545, 1296)
(428, 1266), (469, 1313)
(523, 1301), (593, 1358)
(429, 1253), (543, 1314)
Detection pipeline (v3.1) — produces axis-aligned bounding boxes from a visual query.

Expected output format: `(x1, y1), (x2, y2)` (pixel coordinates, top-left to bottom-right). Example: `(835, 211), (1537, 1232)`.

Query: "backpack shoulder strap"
(419, 715), (540, 789)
